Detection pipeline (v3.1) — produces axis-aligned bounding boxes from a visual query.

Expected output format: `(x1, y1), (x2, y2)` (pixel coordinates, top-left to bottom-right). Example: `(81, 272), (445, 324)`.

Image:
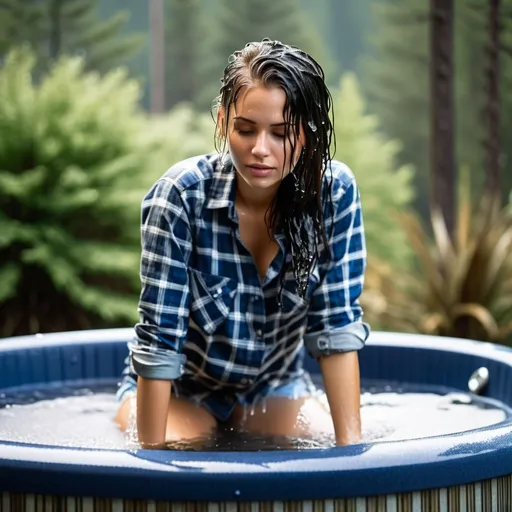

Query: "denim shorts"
(116, 371), (318, 421)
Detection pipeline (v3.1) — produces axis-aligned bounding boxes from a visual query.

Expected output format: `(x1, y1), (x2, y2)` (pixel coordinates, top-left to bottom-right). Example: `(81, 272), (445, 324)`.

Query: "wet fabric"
(120, 153), (369, 421)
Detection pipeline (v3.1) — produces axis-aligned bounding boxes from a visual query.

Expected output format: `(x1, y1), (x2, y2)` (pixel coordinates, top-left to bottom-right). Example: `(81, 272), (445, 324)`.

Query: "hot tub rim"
(1, 328), (512, 501)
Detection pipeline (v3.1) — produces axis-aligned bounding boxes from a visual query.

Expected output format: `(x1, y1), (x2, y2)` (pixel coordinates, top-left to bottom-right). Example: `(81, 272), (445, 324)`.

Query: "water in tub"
(0, 376), (507, 451)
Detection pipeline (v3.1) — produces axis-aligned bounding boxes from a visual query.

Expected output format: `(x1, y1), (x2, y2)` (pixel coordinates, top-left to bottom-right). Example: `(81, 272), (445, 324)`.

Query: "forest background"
(1, 0), (511, 345)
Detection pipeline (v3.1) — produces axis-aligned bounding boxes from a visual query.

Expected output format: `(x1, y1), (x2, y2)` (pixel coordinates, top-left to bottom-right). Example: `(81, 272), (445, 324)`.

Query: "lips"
(248, 163), (272, 169)
(247, 164), (274, 177)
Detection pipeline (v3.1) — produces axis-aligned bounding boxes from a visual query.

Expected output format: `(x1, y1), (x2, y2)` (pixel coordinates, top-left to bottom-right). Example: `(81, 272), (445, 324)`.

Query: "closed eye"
(235, 128), (285, 139)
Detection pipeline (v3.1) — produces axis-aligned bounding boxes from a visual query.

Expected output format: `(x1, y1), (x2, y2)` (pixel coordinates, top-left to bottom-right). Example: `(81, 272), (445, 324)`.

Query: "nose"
(251, 132), (270, 158)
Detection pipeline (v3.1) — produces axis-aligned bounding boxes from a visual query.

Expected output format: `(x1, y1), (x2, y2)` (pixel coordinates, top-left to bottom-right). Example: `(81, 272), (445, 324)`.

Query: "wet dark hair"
(213, 39), (335, 301)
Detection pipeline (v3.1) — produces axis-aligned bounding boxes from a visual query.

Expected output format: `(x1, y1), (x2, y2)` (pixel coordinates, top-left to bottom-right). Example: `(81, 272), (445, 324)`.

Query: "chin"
(245, 177), (281, 189)
(237, 170), (279, 189)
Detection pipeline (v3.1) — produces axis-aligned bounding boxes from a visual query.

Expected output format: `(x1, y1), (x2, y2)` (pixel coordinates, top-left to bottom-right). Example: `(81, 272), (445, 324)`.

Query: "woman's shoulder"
(144, 153), (220, 204)
(159, 153), (219, 191)
(321, 159), (357, 200)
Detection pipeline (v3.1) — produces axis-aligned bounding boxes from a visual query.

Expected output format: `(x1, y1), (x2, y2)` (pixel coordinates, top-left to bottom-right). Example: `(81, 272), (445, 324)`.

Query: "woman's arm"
(131, 177), (193, 447)
(136, 377), (172, 448)
(318, 351), (361, 446)
(303, 167), (369, 445)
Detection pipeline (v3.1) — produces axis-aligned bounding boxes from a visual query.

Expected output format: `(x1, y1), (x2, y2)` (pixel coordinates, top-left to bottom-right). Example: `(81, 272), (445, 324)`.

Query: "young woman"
(115, 39), (370, 448)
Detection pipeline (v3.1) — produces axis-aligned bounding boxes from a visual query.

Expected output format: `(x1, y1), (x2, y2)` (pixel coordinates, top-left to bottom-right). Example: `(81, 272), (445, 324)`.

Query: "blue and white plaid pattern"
(121, 153), (370, 420)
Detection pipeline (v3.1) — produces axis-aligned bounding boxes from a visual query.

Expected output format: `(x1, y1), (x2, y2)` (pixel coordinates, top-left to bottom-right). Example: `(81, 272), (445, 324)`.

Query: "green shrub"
(0, 48), (213, 337)
(331, 73), (416, 330)
(332, 73), (416, 271)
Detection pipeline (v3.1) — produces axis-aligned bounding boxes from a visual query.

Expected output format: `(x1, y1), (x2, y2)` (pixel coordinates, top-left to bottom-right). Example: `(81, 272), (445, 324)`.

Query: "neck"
(235, 175), (278, 215)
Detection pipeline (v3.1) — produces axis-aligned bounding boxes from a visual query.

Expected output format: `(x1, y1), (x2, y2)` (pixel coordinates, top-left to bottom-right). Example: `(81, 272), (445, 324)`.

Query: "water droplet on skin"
(308, 121), (317, 132)
(126, 393), (140, 451)
(262, 398), (267, 414)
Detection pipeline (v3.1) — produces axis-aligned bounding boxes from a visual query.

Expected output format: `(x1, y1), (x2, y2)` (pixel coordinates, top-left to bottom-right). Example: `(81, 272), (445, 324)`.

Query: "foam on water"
(0, 385), (507, 451)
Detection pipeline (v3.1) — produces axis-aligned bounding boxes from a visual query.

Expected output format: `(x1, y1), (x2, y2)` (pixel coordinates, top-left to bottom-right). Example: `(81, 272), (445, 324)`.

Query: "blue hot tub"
(0, 329), (511, 511)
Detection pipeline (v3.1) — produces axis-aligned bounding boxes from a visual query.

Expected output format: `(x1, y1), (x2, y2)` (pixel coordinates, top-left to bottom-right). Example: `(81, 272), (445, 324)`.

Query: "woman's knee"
(229, 396), (333, 439)
(114, 395), (132, 431)
(165, 398), (217, 440)
(115, 392), (216, 441)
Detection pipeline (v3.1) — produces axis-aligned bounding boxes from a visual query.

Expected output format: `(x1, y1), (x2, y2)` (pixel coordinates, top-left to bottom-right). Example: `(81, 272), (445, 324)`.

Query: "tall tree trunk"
(485, 0), (501, 198)
(149, 0), (166, 114)
(429, 0), (455, 237)
(49, 0), (62, 61)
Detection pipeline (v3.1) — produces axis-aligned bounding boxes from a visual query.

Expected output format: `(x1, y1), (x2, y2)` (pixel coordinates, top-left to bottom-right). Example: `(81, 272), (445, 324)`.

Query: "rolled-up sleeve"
(304, 174), (370, 358)
(130, 178), (192, 380)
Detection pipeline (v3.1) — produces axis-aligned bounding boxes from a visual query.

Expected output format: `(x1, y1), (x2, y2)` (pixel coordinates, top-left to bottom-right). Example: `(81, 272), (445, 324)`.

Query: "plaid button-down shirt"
(123, 153), (370, 420)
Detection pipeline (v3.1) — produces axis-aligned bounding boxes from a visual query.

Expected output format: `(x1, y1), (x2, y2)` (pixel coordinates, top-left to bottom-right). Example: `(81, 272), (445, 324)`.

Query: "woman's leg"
(228, 377), (334, 439)
(115, 394), (217, 441)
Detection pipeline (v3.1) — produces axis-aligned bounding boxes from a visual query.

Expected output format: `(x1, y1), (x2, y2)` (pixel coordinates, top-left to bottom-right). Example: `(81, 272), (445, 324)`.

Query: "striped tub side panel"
(1, 475), (511, 512)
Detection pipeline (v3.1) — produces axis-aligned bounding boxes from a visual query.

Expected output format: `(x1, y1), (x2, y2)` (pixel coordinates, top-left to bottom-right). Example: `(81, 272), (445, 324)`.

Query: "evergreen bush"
(332, 73), (415, 270)
(0, 48), (213, 337)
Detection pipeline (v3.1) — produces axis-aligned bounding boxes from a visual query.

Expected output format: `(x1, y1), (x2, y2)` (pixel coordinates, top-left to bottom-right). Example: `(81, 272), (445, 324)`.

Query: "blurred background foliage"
(0, 0), (511, 345)
(0, 47), (212, 336)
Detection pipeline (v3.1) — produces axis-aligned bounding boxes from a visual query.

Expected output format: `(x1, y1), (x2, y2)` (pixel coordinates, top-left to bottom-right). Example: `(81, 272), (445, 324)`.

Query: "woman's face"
(225, 84), (304, 192)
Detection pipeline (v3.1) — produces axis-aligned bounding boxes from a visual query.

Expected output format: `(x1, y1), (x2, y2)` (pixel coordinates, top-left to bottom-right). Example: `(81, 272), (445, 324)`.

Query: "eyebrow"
(233, 116), (288, 127)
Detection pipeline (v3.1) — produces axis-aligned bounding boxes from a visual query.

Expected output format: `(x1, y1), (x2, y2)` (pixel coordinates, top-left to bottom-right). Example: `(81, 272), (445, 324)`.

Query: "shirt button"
(256, 329), (263, 337)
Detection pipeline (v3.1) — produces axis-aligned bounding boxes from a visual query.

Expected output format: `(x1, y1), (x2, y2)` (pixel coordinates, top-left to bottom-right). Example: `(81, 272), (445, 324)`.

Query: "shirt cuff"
(304, 321), (370, 358)
(128, 339), (186, 380)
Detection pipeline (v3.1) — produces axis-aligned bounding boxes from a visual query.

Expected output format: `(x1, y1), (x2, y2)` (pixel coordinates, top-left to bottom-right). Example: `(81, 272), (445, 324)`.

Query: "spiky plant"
(0, 48), (214, 337)
(360, 258), (423, 333)
(392, 176), (512, 343)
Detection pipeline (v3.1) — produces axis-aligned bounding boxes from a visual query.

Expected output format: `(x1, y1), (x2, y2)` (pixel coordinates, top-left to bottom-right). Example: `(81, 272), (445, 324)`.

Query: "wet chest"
(237, 213), (279, 280)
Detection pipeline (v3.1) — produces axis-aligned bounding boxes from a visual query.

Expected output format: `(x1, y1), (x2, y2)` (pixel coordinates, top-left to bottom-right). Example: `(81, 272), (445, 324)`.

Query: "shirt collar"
(205, 154), (236, 212)
(204, 153), (287, 243)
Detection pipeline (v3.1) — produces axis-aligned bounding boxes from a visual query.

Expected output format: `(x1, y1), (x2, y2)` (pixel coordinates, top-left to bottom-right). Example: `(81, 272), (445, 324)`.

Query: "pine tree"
(0, 0), (144, 75)
(0, 48), (213, 337)
(0, 0), (45, 59)
(430, 0), (456, 237)
(362, 0), (431, 218)
(331, 73), (416, 331)
(363, 0), (512, 214)
(483, 0), (503, 197)
(325, 0), (373, 73)
(195, 0), (335, 110)
(165, 0), (202, 109)
(457, 0), (512, 201)
(332, 73), (415, 270)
